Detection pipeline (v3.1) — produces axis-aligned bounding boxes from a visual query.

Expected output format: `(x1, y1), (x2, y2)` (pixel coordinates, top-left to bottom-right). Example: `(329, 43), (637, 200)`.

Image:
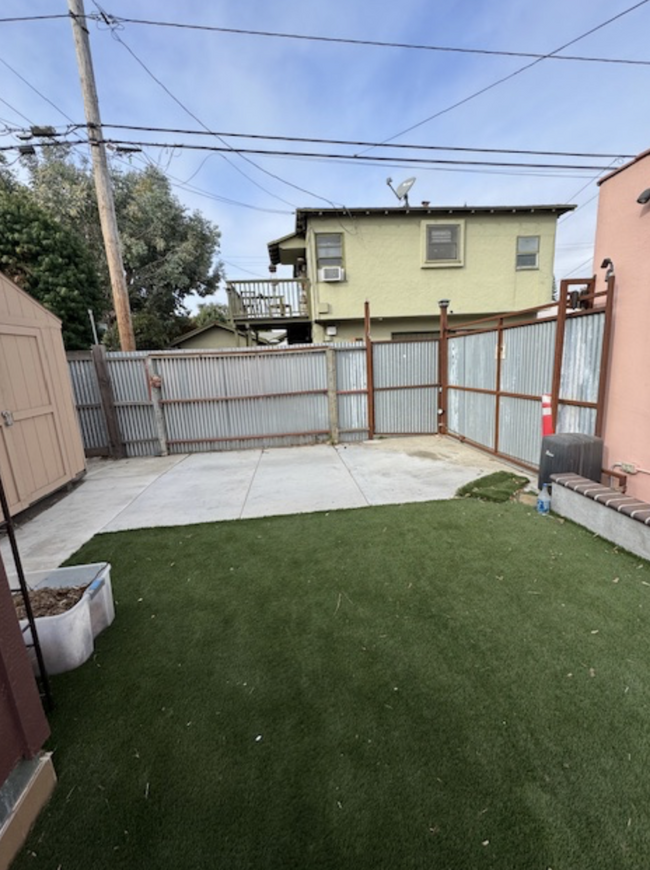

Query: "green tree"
(192, 301), (230, 328)
(28, 152), (223, 348)
(0, 179), (103, 349)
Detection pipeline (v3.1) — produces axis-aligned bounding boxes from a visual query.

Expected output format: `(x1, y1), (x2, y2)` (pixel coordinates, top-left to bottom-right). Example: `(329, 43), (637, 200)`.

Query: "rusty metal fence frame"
(439, 277), (614, 471)
(67, 277), (613, 470)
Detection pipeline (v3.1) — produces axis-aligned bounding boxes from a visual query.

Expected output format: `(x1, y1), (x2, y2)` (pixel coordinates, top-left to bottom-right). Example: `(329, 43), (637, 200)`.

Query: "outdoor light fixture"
(601, 258), (615, 279)
(637, 188), (650, 204)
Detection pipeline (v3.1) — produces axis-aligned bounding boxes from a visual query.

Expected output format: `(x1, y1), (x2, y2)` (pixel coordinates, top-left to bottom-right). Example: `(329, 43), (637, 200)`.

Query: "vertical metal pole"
(438, 300), (450, 435)
(494, 317), (504, 453)
(0, 473), (52, 711)
(595, 273), (616, 437)
(551, 282), (569, 432)
(364, 301), (375, 440)
(88, 308), (99, 345)
(325, 346), (339, 444)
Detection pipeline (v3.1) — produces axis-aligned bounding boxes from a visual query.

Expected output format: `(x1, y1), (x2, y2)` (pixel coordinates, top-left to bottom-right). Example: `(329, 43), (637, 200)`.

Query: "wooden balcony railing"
(227, 280), (310, 323)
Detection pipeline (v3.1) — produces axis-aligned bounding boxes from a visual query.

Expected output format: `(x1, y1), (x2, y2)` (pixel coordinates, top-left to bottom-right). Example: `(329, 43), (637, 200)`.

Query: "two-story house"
(227, 204), (574, 343)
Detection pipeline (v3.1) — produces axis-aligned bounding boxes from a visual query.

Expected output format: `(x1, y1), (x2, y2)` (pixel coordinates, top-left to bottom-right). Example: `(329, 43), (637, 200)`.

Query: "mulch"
(13, 585), (89, 620)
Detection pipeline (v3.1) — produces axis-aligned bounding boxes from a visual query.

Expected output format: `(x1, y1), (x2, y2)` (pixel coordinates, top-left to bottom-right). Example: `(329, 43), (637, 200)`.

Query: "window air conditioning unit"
(318, 266), (345, 282)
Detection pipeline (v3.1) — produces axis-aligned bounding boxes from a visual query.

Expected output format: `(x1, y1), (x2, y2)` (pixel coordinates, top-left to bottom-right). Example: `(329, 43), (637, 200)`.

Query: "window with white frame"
(421, 221), (464, 267)
(516, 235), (540, 269)
(315, 233), (343, 268)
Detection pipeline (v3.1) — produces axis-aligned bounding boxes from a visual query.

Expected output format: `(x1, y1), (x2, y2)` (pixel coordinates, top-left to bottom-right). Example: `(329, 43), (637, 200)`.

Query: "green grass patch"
(14, 501), (650, 869)
(456, 470), (530, 502)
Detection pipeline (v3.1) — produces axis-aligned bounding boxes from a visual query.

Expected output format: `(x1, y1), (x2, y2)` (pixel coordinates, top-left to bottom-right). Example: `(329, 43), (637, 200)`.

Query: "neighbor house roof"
(171, 321), (274, 347)
(268, 204), (576, 265)
(597, 147), (650, 186)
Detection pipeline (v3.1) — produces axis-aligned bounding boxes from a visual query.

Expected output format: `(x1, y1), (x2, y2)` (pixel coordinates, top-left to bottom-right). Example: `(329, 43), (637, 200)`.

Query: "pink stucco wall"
(593, 150), (650, 500)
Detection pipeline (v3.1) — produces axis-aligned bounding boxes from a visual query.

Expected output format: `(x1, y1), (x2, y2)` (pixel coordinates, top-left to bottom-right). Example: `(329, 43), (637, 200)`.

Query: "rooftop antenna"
(386, 176), (416, 207)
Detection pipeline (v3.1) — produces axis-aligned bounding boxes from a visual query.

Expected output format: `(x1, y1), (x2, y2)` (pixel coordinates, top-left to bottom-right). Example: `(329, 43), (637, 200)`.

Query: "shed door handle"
(1, 410), (14, 427)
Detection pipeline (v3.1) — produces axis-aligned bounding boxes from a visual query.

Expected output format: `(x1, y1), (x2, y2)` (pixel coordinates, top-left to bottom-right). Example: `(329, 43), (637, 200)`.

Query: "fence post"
(494, 317), (504, 452)
(325, 346), (339, 444)
(595, 273), (615, 437)
(551, 282), (569, 432)
(91, 344), (125, 458)
(145, 356), (168, 456)
(364, 301), (375, 440)
(438, 300), (450, 435)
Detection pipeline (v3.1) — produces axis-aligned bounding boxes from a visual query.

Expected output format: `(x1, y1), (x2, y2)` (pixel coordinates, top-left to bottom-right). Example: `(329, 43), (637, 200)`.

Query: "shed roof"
(0, 271), (61, 327)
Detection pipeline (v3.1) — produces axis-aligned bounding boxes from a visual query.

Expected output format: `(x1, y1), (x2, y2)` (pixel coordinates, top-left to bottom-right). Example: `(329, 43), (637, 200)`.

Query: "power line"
(564, 256), (594, 277)
(99, 141), (615, 171)
(91, 3), (342, 209)
(0, 96), (33, 125)
(89, 14), (650, 68)
(221, 258), (268, 279)
(111, 139), (293, 215)
(0, 57), (77, 125)
(0, 137), (616, 171)
(0, 58), (88, 150)
(0, 14), (70, 23)
(89, 124), (633, 161)
(359, 0), (650, 153)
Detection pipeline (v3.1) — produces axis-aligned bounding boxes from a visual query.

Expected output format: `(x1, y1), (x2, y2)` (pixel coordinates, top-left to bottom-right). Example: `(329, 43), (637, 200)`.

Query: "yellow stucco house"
(227, 204), (574, 343)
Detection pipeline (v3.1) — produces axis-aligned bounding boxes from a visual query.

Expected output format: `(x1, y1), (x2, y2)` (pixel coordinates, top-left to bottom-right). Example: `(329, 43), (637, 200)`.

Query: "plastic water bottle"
(537, 483), (551, 516)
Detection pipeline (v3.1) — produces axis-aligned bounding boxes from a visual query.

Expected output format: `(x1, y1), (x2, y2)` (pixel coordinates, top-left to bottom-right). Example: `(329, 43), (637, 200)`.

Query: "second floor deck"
(227, 279), (310, 326)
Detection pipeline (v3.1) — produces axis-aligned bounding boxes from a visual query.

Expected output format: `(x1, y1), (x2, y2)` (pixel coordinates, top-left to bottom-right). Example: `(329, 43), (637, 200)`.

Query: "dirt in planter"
(13, 585), (89, 620)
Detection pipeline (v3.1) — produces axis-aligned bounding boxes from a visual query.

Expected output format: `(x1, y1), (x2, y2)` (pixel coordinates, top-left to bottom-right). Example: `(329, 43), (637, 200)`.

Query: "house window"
(421, 221), (464, 267)
(516, 236), (540, 269)
(316, 233), (343, 268)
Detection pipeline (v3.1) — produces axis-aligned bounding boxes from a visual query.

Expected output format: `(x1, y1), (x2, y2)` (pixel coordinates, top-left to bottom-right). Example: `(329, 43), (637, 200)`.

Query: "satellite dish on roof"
(386, 176), (416, 207)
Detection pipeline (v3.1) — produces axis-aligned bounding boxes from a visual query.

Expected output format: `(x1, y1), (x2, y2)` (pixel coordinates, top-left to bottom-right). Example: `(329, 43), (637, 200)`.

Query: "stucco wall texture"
(306, 212), (558, 326)
(593, 151), (650, 501)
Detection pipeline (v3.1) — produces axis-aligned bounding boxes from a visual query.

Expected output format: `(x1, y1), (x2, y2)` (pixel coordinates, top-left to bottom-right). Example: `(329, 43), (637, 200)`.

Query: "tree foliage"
(0, 177), (103, 349)
(192, 301), (230, 328)
(28, 151), (223, 347)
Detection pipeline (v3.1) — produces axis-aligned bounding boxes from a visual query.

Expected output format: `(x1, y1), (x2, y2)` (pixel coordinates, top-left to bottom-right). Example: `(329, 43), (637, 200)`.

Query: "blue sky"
(1, 0), (648, 310)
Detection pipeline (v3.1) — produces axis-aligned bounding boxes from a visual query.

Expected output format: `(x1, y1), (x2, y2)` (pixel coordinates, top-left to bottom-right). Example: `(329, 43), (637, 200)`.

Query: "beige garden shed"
(0, 272), (86, 516)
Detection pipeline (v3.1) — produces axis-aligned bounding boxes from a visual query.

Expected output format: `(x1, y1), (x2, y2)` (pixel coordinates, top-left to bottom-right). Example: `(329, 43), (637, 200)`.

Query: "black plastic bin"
(538, 433), (603, 490)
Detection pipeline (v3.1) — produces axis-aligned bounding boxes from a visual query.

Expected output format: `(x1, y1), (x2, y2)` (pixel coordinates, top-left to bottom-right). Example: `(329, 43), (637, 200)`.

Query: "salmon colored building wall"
(593, 150), (650, 501)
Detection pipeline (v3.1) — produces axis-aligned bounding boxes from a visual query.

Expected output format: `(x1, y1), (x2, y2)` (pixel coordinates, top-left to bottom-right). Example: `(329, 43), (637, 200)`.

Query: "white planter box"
(9, 563), (114, 676)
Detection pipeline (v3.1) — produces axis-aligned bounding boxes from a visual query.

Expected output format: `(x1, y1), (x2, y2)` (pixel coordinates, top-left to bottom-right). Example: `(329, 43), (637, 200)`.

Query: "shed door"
(0, 326), (69, 516)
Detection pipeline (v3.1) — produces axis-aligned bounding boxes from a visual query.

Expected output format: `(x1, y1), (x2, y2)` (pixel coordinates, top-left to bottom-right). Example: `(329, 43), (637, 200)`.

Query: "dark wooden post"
(364, 301), (375, 440)
(91, 344), (125, 459)
(0, 550), (50, 784)
(438, 300), (450, 435)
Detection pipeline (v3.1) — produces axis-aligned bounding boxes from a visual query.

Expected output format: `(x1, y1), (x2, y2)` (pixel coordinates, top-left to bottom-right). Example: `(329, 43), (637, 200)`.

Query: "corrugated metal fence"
(67, 285), (611, 470)
(447, 312), (605, 468)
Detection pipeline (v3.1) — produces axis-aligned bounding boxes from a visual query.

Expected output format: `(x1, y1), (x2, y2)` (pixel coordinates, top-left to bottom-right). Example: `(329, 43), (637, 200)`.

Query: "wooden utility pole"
(68, 0), (135, 351)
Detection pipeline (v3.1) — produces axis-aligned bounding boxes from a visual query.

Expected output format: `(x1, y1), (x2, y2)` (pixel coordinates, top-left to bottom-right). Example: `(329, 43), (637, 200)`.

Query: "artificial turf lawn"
(455, 470), (530, 503)
(14, 500), (650, 869)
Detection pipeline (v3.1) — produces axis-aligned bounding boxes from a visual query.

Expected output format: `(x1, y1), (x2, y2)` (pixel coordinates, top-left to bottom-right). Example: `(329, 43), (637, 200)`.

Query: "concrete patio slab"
(2, 437), (530, 573)
(104, 450), (262, 531)
(241, 445), (367, 519)
(337, 444), (489, 505)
